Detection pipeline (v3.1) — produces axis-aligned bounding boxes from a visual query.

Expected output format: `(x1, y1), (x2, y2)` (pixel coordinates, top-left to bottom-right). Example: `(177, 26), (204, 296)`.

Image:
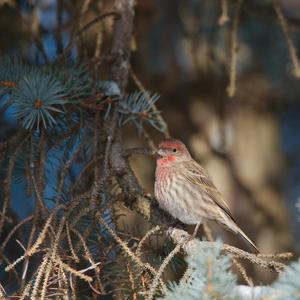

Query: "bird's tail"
(235, 225), (259, 253)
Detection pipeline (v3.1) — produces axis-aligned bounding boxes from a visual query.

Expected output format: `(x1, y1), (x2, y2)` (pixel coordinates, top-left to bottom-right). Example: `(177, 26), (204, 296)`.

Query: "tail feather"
(220, 217), (259, 253)
(236, 226), (259, 253)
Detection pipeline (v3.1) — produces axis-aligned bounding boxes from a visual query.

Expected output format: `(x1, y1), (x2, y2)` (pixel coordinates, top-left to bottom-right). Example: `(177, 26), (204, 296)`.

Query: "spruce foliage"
(159, 241), (239, 300)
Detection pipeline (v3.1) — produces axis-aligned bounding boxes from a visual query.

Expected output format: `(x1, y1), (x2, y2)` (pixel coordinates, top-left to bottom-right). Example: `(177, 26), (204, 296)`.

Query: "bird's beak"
(156, 148), (165, 158)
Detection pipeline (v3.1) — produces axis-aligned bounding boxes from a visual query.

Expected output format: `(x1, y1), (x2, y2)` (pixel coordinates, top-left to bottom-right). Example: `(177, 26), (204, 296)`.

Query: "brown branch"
(109, 1), (135, 92)
(56, 141), (84, 205)
(231, 257), (253, 286)
(37, 131), (46, 202)
(0, 149), (18, 235)
(123, 147), (155, 157)
(57, 12), (118, 61)
(146, 242), (182, 300)
(167, 227), (291, 273)
(29, 136), (48, 214)
(102, 0), (138, 211)
(227, 0), (243, 98)
(96, 212), (167, 292)
(0, 131), (28, 153)
(0, 135), (27, 235)
(218, 0), (230, 26)
(272, 0), (300, 77)
(136, 225), (161, 258)
(1, 215), (33, 252)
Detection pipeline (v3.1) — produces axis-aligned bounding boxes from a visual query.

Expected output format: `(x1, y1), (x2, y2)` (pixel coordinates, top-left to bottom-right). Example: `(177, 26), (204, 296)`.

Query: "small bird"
(154, 138), (258, 253)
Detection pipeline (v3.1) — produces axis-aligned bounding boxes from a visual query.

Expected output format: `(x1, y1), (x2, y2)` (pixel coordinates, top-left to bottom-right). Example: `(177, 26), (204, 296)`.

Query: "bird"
(154, 138), (259, 253)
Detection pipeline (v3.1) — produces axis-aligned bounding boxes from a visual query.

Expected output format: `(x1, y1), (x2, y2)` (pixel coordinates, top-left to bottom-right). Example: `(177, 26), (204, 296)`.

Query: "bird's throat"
(157, 155), (176, 167)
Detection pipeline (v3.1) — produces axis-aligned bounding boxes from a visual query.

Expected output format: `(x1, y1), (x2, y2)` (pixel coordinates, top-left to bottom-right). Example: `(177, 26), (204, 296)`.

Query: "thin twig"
(56, 141), (84, 205)
(1, 215), (33, 251)
(57, 12), (118, 61)
(15, 239), (29, 280)
(66, 222), (79, 263)
(40, 217), (66, 300)
(29, 136), (48, 214)
(227, 0), (243, 98)
(57, 257), (93, 283)
(5, 207), (60, 272)
(218, 0), (230, 26)
(231, 257), (253, 286)
(79, 0), (92, 29)
(136, 225), (161, 257)
(0, 141), (23, 234)
(96, 212), (167, 291)
(130, 67), (170, 138)
(146, 242), (182, 300)
(272, 0), (300, 77)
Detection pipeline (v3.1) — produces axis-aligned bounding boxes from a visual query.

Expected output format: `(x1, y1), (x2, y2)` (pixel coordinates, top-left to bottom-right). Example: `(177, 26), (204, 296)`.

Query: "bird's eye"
(172, 148), (177, 153)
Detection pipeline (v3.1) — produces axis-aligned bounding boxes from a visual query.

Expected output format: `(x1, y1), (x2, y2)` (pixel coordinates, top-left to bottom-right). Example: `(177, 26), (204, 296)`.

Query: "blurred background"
(1, 0), (300, 285)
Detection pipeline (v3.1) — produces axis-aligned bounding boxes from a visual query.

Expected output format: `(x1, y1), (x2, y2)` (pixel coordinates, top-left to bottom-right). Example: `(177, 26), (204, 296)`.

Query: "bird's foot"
(183, 235), (196, 244)
(177, 223), (201, 244)
(190, 222), (201, 239)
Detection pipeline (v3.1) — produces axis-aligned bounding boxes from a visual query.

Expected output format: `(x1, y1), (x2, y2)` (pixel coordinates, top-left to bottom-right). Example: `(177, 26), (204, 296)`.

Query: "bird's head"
(156, 139), (191, 165)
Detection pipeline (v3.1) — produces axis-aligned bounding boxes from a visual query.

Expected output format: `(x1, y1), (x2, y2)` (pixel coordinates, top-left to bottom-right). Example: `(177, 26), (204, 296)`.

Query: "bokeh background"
(1, 0), (300, 285)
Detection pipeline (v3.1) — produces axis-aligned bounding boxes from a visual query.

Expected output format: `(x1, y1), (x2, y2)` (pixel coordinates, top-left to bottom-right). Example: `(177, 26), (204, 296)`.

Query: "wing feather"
(182, 160), (236, 222)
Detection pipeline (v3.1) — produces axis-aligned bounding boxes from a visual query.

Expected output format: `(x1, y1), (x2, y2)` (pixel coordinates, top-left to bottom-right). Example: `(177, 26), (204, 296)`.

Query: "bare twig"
(272, 0), (300, 77)
(57, 12), (118, 61)
(0, 131), (27, 153)
(231, 257), (253, 286)
(56, 141), (84, 205)
(66, 222), (79, 263)
(218, 0), (230, 26)
(227, 0), (243, 98)
(146, 242), (182, 300)
(5, 207), (60, 272)
(96, 212), (167, 291)
(136, 225), (161, 257)
(29, 136), (47, 214)
(79, 0), (92, 29)
(123, 147), (155, 157)
(0, 148), (19, 235)
(1, 216), (33, 251)
(58, 257), (93, 283)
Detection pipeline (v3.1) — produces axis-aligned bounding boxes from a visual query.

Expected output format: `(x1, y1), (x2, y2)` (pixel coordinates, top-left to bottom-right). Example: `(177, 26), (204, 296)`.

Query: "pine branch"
(167, 228), (291, 272)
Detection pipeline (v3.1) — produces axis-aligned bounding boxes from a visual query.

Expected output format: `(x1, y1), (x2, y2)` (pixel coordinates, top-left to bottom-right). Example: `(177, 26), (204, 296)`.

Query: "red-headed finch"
(154, 138), (258, 253)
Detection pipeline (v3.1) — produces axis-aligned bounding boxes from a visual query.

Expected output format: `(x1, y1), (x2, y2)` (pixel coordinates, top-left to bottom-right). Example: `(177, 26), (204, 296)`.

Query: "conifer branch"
(167, 227), (291, 272)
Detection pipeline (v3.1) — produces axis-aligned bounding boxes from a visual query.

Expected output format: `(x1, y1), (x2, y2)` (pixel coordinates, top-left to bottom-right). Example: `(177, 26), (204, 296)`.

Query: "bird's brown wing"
(182, 160), (236, 222)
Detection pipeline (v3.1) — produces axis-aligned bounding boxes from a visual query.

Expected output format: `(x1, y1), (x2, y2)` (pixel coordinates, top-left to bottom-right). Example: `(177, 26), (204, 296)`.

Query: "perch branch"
(167, 227), (291, 273)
